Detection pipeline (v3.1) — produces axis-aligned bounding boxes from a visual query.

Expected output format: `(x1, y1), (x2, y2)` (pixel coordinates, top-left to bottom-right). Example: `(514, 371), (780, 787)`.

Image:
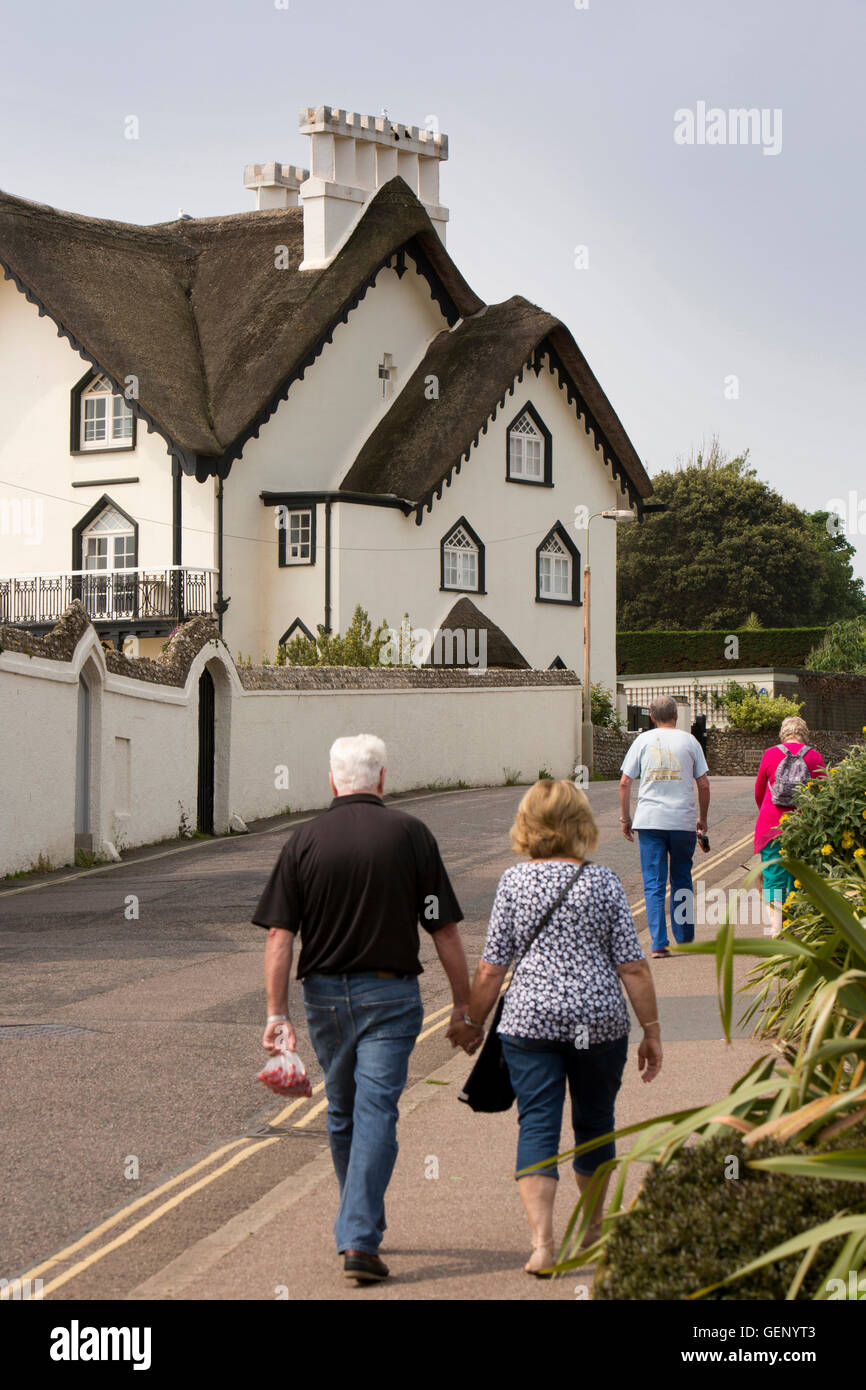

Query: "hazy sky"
(3, 0), (863, 577)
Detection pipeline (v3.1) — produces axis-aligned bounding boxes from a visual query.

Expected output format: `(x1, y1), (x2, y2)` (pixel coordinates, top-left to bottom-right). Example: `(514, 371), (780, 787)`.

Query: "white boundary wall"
(0, 629), (580, 876)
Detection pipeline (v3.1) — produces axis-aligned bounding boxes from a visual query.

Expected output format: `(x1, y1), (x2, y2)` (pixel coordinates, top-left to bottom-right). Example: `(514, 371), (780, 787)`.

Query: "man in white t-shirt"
(619, 696), (710, 958)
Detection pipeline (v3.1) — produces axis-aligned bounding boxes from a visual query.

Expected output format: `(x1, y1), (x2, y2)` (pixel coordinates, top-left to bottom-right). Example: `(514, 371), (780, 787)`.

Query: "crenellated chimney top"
(243, 162), (310, 210)
(245, 106), (449, 271)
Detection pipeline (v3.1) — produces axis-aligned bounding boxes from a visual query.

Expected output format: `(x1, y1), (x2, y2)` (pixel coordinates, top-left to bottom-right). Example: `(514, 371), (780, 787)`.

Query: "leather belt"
(375, 970), (399, 978)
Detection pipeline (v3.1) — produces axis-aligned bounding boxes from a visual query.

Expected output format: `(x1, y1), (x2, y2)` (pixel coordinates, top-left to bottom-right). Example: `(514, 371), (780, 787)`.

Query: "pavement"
(0, 776), (771, 1301)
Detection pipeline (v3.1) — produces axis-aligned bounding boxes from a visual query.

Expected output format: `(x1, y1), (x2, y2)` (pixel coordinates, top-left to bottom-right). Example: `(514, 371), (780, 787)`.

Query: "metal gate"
(197, 668), (215, 834)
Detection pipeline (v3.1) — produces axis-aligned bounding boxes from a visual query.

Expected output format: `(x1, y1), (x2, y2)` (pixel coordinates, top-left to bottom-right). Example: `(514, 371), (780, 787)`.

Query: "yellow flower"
(779, 813), (791, 823)
(821, 844), (833, 856)
(855, 848), (866, 860)
(842, 832), (855, 849)
(784, 893), (796, 907)
(794, 879), (801, 888)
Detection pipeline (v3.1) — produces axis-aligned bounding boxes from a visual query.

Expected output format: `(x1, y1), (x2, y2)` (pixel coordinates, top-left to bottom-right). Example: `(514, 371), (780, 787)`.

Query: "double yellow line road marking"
(13, 1003), (458, 1298)
(14, 837), (753, 1298)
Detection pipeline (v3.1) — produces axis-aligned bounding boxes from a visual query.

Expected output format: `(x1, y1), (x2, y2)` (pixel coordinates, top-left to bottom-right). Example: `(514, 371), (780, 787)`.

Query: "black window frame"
(439, 515), (486, 594)
(277, 505), (317, 567)
(505, 401), (552, 487)
(70, 368), (137, 456)
(72, 493), (139, 571)
(535, 521), (581, 606)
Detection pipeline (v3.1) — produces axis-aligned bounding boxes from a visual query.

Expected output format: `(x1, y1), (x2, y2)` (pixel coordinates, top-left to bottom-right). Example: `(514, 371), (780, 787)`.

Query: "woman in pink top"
(754, 716), (826, 935)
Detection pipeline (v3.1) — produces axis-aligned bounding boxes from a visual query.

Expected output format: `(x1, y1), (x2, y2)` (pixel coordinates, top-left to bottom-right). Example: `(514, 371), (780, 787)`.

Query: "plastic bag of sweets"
(257, 1049), (313, 1098)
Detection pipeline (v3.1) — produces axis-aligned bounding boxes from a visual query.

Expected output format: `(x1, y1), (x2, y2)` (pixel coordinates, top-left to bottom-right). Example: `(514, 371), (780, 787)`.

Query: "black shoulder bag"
(458, 864), (586, 1113)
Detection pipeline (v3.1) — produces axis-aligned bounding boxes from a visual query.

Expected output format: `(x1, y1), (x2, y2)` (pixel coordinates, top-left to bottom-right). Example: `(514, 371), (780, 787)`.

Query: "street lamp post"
(582, 508), (634, 781)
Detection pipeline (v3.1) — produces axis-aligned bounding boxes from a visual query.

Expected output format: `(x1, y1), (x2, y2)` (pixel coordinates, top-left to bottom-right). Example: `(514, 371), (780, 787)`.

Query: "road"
(0, 776), (759, 1299)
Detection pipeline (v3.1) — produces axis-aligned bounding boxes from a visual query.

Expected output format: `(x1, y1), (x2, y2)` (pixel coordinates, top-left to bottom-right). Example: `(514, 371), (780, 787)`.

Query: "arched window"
(72, 496), (139, 619)
(506, 403), (552, 485)
(536, 522), (580, 605)
(72, 371), (135, 452)
(441, 518), (484, 593)
(82, 504), (136, 572)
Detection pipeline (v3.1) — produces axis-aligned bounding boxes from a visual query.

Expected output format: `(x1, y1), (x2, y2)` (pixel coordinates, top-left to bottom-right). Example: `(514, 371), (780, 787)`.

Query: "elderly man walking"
(252, 734), (470, 1284)
(619, 697), (710, 958)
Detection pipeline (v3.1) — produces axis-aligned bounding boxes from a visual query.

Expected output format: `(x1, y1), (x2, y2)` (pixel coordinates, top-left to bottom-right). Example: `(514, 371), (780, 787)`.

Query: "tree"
(617, 440), (866, 630)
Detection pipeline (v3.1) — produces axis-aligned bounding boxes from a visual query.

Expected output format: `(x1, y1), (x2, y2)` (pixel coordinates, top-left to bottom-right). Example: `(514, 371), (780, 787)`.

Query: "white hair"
(329, 734), (387, 794)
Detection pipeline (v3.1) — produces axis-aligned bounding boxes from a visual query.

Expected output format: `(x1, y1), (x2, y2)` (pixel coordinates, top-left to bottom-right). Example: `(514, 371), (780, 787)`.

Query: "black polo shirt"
(251, 793), (463, 978)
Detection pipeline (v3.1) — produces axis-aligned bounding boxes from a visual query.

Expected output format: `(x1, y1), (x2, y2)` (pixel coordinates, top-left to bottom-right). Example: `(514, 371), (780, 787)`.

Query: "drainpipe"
(215, 476), (227, 636)
(324, 500), (332, 633)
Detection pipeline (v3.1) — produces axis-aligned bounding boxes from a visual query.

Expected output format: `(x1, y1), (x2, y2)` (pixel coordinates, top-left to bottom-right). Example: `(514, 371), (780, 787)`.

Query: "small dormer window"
(536, 523), (580, 605)
(506, 403), (552, 485)
(277, 506), (317, 566)
(74, 372), (135, 452)
(440, 518), (485, 593)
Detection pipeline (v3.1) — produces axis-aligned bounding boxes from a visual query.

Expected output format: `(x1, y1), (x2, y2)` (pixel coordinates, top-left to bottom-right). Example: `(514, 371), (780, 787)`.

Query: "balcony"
(0, 567), (218, 638)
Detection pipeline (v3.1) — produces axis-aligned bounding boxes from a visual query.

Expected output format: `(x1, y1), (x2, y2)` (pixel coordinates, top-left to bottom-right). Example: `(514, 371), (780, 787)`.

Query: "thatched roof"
(341, 296), (652, 511)
(426, 597), (530, 669)
(0, 178), (483, 474)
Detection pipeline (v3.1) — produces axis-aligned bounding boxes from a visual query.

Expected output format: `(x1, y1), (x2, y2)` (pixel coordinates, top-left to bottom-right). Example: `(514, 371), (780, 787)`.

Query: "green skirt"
(760, 840), (793, 907)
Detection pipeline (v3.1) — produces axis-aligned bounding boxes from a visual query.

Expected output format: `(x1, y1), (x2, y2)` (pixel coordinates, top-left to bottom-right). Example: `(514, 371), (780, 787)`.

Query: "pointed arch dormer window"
(506, 402), (552, 485)
(72, 371), (136, 453)
(536, 522), (580, 605)
(441, 517), (485, 593)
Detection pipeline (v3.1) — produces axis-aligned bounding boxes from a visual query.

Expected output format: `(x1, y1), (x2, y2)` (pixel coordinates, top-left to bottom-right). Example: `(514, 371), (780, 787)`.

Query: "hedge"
(617, 628), (828, 676)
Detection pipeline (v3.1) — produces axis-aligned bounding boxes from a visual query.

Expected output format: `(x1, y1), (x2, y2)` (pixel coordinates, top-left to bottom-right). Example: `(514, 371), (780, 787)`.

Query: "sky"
(2, 0), (864, 578)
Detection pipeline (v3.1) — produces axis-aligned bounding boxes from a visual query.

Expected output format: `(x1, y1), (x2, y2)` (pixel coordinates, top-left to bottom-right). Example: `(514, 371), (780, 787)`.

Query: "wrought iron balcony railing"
(0, 567), (218, 628)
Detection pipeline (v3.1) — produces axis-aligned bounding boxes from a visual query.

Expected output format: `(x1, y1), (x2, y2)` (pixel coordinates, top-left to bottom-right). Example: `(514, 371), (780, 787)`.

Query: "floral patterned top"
(482, 861), (644, 1044)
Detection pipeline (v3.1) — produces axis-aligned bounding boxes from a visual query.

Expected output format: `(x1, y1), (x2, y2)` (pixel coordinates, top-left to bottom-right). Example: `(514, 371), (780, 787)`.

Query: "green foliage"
(806, 618), (866, 675)
(551, 839), (866, 1298)
(617, 627), (828, 675)
(503, 767), (522, 786)
(590, 682), (624, 731)
(719, 681), (803, 732)
(537, 766), (553, 780)
(617, 440), (866, 630)
(778, 740), (866, 868)
(594, 1127), (866, 1301)
(277, 605), (390, 667)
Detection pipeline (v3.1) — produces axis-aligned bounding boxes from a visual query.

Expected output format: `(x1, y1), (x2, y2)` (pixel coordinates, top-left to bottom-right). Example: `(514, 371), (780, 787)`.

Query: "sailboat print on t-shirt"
(644, 736), (682, 782)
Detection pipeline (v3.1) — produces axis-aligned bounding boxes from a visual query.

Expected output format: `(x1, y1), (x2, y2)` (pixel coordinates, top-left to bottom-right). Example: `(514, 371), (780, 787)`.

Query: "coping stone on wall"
(0, 604), (581, 691)
(0, 602), (223, 688)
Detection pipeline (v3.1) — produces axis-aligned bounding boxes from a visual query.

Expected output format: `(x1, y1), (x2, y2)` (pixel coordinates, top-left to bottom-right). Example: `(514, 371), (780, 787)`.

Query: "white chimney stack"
(295, 106), (449, 270)
(243, 162), (310, 209)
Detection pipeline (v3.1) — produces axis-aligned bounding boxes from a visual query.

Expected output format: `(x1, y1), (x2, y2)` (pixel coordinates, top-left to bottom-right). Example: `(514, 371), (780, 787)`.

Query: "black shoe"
(343, 1250), (390, 1283)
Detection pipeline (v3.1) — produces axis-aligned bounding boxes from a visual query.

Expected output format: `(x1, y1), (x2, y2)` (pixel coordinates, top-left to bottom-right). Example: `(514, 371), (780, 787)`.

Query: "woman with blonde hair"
(452, 779), (662, 1274)
(754, 715), (826, 935)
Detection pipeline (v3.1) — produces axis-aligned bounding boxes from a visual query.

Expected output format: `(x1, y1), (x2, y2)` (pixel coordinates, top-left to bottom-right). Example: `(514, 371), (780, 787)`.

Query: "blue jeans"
(500, 1034), (629, 1177)
(637, 828), (698, 951)
(302, 973), (424, 1255)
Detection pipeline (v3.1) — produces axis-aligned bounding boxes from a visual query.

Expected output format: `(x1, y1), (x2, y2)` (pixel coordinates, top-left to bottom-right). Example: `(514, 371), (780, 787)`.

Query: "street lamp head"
(601, 509), (635, 521)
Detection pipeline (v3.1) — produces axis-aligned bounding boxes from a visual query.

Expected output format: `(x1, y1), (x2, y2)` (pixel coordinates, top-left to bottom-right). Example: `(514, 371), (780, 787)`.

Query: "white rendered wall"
(221, 265), (448, 659)
(0, 634), (579, 876)
(0, 277), (215, 582)
(334, 356), (627, 687)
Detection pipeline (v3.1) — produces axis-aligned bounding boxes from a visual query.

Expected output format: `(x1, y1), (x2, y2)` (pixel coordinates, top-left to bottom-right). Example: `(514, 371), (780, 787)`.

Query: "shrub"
(779, 740), (866, 869)
(277, 605), (390, 667)
(590, 682), (624, 731)
(806, 617), (866, 674)
(594, 1127), (866, 1301)
(720, 681), (803, 731)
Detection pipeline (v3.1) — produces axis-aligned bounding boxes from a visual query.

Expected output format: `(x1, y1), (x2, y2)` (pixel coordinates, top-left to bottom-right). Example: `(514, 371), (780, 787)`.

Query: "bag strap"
(507, 863), (587, 992)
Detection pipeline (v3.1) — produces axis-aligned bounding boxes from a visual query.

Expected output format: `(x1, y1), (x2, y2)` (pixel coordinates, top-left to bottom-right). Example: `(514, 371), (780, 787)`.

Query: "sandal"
(652, 949), (671, 959)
